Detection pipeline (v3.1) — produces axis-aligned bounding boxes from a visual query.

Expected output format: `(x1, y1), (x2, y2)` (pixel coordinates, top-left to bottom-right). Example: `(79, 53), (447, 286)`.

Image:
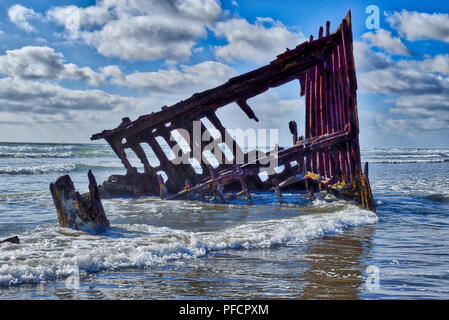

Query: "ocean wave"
(75, 164), (123, 170)
(0, 144), (114, 159)
(362, 147), (449, 154)
(0, 152), (73, 158)
(0, 204), (377, 287)
(0, 191), (49, 201)
(365, 154), (448, 159)
(0, 164), (76, 175)
(425, 194), (449, 203)
(0, 145), (73, 152)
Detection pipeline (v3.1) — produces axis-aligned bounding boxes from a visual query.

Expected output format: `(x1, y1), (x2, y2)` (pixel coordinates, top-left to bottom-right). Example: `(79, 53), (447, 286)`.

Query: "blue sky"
(0, 0), (448, 147)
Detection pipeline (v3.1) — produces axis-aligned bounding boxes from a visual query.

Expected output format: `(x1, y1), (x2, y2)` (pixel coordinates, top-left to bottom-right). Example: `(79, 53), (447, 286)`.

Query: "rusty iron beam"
(84, 11), (375, 212)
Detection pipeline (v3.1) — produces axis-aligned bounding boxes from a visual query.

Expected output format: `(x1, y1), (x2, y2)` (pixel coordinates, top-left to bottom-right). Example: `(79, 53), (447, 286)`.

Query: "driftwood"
(50, 170), (110, 233)
(1, 235), (20, 244)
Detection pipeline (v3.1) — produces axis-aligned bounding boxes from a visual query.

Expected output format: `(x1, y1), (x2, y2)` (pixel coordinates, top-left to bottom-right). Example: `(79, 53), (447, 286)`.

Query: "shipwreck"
(50, 11), (375, 231)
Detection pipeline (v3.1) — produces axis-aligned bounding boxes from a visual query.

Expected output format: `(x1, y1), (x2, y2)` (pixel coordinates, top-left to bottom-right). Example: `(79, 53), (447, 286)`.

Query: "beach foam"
(0, 164), (76, 175)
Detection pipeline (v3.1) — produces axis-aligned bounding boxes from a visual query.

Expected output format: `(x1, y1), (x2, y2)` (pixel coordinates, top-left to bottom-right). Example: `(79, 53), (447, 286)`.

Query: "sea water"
(0, 142), (448, 299)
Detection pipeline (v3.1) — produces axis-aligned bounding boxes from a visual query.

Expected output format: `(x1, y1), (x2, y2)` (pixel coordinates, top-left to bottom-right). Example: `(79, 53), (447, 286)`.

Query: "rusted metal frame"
(339, 19), (360, 184)
(271, 178), (284, 205)
(339, 27), (353, 184)
(192, 116), (222, 170)
(232, 129), (350, 178)
(334, 42), (350, 183)
(313, 64), (322, 178)
(293, 76), (307, 172)
(51, 12), (376, 212)
(309, 66), (318, 174)
(314, 22), (324, 183)
(362, 163), (376, 212)
(126, 138), (157, 176)
(342, 16), (362, 180)
(193, 117), (233, 174)
(299, 76), (306, 97)
(245, 128), (351, 174)
(186, 126), (351, 191)
(317, 61), (328, 178)
(313, 63), (322, 177)
(236, 172), (253, 205)
(278, 173), (306, 190)
(328, 51), (340, 179)
(323, 56), (333, 178)
(237, 100), (259, 122)
(168, 169), (243, 201)
(193, 116), (236, 173)
(304, 71), (311, 173)
(337, 27), (355, 183)
(326, 51), (337, 138)
(328, 51), (337, 135)
(91, 37), (340, 143)
(332, 47), (342, 131)
(288, 120), (298, 145)
(168, 128), (353, 201)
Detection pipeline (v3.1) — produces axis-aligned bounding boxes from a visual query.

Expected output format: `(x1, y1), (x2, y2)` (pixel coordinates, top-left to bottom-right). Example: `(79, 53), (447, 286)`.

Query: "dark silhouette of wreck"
(50, 11), (375, 232)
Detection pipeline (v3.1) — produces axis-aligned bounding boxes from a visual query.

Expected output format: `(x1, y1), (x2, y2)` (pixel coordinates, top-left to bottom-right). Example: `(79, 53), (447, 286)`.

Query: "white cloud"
(8, 4), (41, 32)
(0, 77), (123, 114)
(386, 10), (449, 42)
(361, 29), (410, 56)
(0, 46), (105, 86)
(419, 54), (449, 75)
(101, 61), (237, 92)
(212, 17), (306, 63)
(46, 0), (222, 61)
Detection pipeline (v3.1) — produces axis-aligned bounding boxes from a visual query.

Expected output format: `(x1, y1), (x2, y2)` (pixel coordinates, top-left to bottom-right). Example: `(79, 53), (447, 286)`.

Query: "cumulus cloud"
(359, 55), (449, 95)
(8, 4), (41, 32)
(361, 29), (410, 56)
(0, 46), (105, 86)
(358, 53), (449, 132)
(419, 54), (449, 75)
(212, 17), (306, 63)
(386, 10), (449, 42)
(0, 77), (124, 115)
(46, 0), (222, 61)
(101, 61), (237, 92)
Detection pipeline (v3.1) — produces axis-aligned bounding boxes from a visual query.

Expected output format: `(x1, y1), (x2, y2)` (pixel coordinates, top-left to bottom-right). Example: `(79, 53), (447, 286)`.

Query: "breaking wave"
(0, 152), (73, 158)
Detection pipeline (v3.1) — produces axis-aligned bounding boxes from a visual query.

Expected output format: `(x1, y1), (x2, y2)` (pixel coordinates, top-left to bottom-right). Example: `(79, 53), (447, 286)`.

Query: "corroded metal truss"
(90, 11), (375, 212)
